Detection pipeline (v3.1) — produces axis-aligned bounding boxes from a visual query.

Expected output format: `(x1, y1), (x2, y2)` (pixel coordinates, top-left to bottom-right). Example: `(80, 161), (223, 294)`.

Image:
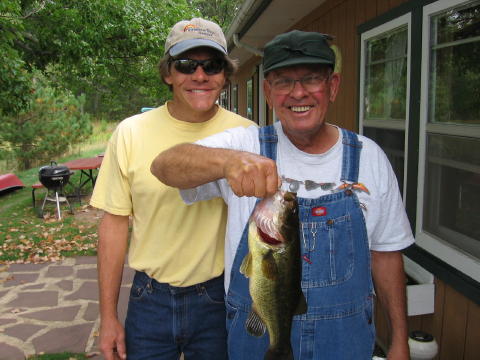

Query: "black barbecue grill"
(38, 161), (74, 219)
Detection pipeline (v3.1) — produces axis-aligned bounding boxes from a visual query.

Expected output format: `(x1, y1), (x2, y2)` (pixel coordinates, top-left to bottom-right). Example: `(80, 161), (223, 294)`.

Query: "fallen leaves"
(1, 205), (99, 264)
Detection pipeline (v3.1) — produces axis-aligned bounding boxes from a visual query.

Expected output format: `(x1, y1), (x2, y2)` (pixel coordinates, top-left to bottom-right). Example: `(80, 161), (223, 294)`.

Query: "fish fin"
(293, 291), (308, 315)
(245, 307), (266, 337)
(240, 253), (252, 278)
(264, 346), (293, 360)
(261, 250), (278, 281)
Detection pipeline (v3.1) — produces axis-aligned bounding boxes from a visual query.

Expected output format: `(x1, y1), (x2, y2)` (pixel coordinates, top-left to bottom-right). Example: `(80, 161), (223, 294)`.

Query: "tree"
(0, 0), (242, 170)
(1, 71), (92, 169)
(188, 0), (243, 31)
(1, 0), (199, 119)
(0, 0), (32, 116)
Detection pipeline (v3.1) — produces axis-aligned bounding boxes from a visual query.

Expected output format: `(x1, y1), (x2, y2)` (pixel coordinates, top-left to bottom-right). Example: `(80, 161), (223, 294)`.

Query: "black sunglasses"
(172, 58), (225, 75)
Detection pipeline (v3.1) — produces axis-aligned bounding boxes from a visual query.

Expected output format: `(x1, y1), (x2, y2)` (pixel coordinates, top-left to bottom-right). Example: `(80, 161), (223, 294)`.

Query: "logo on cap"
(183, 24), (197, 32)
(183, 23), (214, 38)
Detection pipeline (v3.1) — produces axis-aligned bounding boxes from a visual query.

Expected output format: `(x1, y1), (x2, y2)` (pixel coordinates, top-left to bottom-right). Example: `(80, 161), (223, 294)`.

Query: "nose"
(290, 79), (308, 99)
(191, 65), (208, 81)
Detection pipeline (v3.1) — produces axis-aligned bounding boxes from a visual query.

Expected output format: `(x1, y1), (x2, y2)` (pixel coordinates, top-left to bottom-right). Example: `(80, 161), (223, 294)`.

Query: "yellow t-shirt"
(90, 104), (254, 286)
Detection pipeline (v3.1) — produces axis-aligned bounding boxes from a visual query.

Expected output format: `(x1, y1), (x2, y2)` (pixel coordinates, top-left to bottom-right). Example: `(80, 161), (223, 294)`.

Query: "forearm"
(151, 142), (280, 198)
(97, 212), (129, 320)
(371, 250), (409, 357)
(150, 143), (231, 189)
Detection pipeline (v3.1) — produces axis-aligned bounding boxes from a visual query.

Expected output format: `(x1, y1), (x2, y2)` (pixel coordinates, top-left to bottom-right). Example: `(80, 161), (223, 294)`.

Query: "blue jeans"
(125, 271), (227, 360)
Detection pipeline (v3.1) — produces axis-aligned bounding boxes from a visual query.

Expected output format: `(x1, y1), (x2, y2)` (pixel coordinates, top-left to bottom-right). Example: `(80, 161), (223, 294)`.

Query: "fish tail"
(264, 346), (293, 360)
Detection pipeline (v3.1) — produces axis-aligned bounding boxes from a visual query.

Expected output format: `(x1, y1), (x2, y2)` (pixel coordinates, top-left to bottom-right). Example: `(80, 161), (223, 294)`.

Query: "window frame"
(416, 0), (480, 283)
(246, 77), (253, 121)
(359, 13), (412, 200)
(231, 84), (238, 114)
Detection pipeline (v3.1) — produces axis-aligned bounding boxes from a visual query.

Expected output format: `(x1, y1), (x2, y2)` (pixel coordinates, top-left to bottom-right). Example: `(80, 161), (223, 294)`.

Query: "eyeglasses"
(268, 73), (331, 94)
(171, 58), (225, 75)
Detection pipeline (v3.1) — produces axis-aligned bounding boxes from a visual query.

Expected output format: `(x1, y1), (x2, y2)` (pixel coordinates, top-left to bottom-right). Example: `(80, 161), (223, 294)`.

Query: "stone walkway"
(0, 256), (133, 359)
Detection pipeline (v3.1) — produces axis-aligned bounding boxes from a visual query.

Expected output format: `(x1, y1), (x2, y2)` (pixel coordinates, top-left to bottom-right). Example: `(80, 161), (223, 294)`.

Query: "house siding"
(376, 278), (480, 359)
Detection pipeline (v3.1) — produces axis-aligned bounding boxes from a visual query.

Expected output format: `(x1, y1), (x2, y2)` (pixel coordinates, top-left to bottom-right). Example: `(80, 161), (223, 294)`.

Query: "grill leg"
(55, 191), (62, 220)
(40, 190), (49, 218)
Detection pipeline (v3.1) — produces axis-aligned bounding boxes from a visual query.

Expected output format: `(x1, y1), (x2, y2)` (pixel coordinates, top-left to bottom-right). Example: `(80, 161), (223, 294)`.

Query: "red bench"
(31, 182), (44, 208)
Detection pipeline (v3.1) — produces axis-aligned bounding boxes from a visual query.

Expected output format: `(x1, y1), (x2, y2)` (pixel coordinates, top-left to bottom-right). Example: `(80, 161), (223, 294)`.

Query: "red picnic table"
(62, 156), (103, 201)
(63, 156), (103, 189)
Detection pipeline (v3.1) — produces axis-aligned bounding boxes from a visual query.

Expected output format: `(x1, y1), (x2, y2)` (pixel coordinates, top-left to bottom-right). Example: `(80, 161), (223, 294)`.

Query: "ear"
(263, 79), (273, 110)
(164, 73), (173, 85)
(328, 73), (341, 103)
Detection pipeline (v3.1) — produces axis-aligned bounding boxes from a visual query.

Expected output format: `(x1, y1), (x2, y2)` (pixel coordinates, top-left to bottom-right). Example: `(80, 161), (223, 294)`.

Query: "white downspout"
(232, 34), (264, 57)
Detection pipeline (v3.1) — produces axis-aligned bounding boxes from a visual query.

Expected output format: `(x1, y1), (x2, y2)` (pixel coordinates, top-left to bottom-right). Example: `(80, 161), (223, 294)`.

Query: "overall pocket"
(301, 214), (354, 288)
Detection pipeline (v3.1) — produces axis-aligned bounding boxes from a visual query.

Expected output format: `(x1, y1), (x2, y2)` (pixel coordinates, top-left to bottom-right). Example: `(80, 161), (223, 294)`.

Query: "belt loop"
(197, 284), (205, 296)
(146, 277), (153, 293)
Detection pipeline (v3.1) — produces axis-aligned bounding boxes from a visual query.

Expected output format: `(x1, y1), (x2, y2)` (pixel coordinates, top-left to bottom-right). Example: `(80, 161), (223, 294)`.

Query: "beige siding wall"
(296, 0), (409, 131)
(376, 278), (480, 359)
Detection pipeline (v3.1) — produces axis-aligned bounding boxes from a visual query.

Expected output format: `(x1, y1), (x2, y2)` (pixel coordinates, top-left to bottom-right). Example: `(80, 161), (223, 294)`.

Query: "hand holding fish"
(223, 151), (280, 198)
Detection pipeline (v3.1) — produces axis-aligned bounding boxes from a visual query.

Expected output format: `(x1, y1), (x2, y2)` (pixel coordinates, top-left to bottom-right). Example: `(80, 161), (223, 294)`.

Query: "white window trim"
(359, 13), (412, 201)
(258, 64), (266, 127)
(416, 0), (480, 283)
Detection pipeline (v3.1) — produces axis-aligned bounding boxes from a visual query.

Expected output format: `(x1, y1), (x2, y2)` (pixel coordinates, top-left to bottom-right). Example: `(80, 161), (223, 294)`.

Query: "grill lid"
(39, 161), (73, 189)
(39, 161), (71, 177)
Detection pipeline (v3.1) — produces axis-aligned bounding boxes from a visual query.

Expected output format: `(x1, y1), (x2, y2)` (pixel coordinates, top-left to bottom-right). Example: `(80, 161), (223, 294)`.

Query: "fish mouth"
(257, 227), (283, 246)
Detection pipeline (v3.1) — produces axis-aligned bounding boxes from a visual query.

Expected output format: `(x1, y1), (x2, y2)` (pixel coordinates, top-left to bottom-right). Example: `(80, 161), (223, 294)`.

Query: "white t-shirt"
(181, 122), (415, 291)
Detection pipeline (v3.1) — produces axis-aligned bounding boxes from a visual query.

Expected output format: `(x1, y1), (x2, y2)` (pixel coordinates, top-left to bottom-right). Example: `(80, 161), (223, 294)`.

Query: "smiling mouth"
(190, 89), (210, 93)
(290, 105), (312, 113)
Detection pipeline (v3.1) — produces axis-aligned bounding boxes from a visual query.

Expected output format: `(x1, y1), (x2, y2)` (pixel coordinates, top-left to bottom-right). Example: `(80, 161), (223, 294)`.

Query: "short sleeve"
(90, 125), (133, 215)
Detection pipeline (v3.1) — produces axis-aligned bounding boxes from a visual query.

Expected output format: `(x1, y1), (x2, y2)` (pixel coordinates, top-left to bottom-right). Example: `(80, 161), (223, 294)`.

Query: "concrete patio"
(0, 256), (133, 359)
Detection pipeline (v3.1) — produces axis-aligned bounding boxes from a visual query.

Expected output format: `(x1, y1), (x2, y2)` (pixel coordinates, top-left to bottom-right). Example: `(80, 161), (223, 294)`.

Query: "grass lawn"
(0, 146), (106, 264)
(27, 352), (88, 360)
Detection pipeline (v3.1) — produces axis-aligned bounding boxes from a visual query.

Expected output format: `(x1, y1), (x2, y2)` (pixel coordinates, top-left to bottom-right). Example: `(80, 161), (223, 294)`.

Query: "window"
(219, 88), (229, 109)
(359, 15), (411, 198)
(246, 78), (253, 120)
(417, 0), (480, 281)
(232, 84), (238, 114)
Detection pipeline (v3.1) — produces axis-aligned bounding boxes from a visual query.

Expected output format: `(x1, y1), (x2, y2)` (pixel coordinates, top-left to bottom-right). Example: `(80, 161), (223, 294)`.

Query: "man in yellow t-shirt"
(90, 17), (254, 360)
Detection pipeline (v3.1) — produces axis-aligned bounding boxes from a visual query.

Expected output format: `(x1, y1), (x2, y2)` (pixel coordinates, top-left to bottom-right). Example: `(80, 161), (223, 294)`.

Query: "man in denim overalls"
(152, 30), (414, 359)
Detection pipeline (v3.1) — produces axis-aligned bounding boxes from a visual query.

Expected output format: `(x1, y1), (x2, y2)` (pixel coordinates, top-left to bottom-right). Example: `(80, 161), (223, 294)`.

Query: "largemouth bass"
(240, 190), (307, 360)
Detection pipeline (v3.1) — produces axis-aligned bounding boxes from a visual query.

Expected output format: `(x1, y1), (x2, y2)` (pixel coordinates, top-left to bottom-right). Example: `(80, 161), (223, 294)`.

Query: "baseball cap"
(165, 18), (227, 56)
(263, 30), (335, 74)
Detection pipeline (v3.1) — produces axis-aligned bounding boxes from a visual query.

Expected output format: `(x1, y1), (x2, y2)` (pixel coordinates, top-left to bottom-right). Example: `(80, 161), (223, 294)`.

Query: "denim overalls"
(225, 125), (375, 359)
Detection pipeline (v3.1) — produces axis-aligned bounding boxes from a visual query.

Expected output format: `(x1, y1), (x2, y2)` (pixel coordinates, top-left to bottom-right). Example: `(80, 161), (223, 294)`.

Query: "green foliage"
(27, 353), (87, 360)
(14, 0), (199, 119)
(0, 0), (241, 170)
(188, 0), (243, 31)
(0, 0), (32, 115)
(1, 0), (200, 120)
(1, 72), (92, 170)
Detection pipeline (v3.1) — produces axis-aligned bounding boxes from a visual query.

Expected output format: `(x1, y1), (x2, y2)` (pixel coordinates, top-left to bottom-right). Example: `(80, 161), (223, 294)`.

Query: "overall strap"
(259, 125), (278, 161)
(340, 128), (362, 183)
